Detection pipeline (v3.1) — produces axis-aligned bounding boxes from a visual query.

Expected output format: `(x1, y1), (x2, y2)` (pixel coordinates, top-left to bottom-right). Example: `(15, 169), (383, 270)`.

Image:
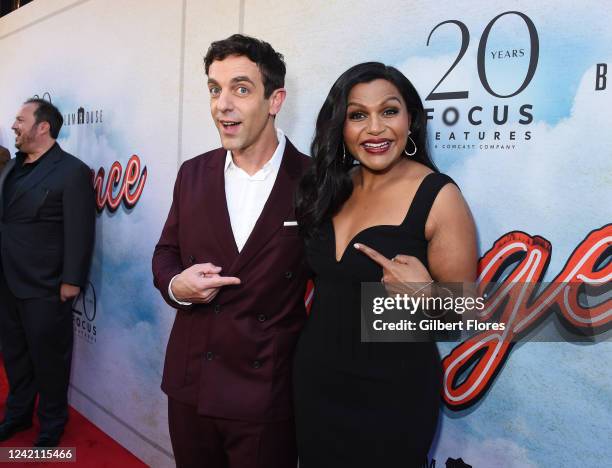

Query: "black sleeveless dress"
(293, 173), (455, 468)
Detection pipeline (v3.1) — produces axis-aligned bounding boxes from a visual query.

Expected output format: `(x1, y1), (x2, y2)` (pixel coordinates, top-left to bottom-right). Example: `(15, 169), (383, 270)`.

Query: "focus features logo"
(72, 282), (97, 344)
(424, 11), (539, 150)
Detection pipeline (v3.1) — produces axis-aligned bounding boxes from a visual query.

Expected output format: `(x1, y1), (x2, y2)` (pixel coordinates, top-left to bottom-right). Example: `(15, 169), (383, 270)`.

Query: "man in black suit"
(0, 98), (95, 447)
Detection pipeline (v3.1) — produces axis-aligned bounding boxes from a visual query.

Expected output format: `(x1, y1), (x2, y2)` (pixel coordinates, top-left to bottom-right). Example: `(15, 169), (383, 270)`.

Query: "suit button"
(252, 360), (261, 369)
(257, 314), (267, 322)
(284, 271), (293, 279)
(206, 351), (214, 360)
(214, 304), (221, 314)
(189, 255), (196, 264)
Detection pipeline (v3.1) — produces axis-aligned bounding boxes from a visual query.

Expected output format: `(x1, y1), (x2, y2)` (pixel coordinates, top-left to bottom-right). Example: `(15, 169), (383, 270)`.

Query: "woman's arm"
(425, 183), (478, 283)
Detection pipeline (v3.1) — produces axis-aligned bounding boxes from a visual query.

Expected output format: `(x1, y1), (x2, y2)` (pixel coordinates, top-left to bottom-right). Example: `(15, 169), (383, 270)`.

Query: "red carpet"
(0, 357), (147, 467)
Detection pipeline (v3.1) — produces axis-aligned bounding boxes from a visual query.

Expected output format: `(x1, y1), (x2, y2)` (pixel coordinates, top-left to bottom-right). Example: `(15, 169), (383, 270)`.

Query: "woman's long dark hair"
(295, 62), (438, 238)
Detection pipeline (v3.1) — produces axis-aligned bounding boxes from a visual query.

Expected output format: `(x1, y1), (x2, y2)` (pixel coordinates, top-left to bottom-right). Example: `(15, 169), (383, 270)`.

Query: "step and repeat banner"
(0, 0), (610, 466)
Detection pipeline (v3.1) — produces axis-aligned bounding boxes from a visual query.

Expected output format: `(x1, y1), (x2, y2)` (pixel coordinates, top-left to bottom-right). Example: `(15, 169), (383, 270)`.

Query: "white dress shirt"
(168, 129), (286, 305)
(224, 129), (286, 251)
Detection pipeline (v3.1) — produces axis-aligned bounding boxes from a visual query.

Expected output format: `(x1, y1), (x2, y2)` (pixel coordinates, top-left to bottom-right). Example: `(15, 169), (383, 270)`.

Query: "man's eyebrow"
(207, 78), (219, 86)
(230, 76), (255, 86)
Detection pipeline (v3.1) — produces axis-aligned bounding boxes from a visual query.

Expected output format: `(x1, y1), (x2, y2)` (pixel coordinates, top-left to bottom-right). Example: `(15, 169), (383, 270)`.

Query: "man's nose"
(216, 90), (234, 112)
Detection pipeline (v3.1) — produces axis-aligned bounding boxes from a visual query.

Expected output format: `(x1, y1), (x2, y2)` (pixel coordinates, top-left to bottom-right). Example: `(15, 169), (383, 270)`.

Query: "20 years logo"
(72, 281), (97, 344)
(425, 11), (539, 150)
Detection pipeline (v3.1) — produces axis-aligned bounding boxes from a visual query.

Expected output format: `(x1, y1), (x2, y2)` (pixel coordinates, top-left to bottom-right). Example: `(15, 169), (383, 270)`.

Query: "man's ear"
(37, 121), (51, 137)
(268, 88), (287, 117)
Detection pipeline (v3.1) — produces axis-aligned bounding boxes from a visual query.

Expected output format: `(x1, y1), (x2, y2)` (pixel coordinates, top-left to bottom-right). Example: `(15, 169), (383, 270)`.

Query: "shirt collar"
(224, 129), (286, 180)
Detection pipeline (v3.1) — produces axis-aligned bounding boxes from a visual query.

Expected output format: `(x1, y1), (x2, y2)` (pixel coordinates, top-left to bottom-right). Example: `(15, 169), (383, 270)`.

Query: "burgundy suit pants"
(168, 397), (297, 468)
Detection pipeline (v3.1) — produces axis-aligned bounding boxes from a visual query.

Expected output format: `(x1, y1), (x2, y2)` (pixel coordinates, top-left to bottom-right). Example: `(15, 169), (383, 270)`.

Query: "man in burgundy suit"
(152, 35), (310, 468)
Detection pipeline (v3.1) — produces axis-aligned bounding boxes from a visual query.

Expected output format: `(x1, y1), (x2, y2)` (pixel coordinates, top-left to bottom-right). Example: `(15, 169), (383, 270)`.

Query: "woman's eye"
(383, 108), (399, 116)
(348, 112), (366, 120)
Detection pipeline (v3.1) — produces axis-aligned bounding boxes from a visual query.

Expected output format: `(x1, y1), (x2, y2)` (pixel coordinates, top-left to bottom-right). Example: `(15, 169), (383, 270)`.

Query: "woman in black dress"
(293, 63), (477, 467)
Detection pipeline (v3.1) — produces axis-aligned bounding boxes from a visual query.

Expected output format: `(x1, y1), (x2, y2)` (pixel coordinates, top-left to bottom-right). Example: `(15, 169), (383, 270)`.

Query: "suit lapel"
(205, 149), (239, 265)
(0, 158), (17, 220)
(8, 144), (62, 208)
(229, 139), (302, 274)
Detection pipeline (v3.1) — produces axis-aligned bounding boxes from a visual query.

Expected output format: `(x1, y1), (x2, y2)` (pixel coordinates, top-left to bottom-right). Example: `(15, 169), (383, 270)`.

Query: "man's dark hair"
(24, 98), (63, 139)
(204, 34), (286, 98)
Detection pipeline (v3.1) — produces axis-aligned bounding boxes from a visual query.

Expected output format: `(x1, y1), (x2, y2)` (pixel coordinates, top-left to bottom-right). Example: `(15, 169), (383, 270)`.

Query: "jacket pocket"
(34, 188), (51, 219)
(279, 225), (300, 237)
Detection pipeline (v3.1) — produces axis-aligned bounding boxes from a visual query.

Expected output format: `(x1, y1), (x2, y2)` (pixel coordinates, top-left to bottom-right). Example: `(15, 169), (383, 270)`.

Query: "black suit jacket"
(0, 143), (95, 299)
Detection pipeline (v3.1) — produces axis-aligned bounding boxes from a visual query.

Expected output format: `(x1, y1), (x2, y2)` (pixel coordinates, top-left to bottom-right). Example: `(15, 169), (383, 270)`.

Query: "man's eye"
(348, 112), (366, 121)
(209, 87), (220, 96)
(237, 87), (249, 95)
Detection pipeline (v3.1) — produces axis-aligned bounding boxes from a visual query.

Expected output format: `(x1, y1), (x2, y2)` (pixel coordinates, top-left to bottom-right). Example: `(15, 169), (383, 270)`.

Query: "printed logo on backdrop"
(32, 92), (53, 103)
(34, 92), (103, 126)
(423, 457), (472, 468)
(63, 106), (103, 126)
(595, 63), (607, 91)
(423, 11), (537, 151)
(442, 224), (611, 411)
(93, 154), (147, 212)
(32, 92), (148, 212)
(72, 282), (97, 344)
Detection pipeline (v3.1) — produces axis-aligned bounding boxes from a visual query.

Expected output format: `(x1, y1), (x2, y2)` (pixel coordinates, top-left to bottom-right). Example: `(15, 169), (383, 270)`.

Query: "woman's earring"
(404, 135), (417, 157)
(342, 143), (347, 164)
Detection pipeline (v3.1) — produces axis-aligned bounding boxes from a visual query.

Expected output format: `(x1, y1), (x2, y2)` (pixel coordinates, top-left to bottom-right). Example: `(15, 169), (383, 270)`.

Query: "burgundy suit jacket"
(152, 139), (311, 422)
